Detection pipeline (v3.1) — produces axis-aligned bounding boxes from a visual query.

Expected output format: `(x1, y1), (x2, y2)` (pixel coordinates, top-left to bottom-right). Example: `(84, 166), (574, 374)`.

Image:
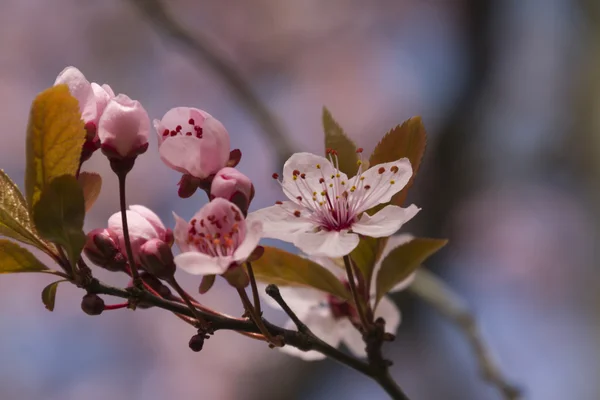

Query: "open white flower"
(262, 235), (415, 360)
(251, 151), (419, 258)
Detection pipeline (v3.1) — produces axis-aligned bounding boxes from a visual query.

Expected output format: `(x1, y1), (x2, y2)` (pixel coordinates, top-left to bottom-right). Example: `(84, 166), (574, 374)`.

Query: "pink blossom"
(211, 167), (254, 212)
(98, 94), (150, 159)
(250, 152), (420, 258)
(108, 205), (172, 265)
(154, 107), (230, 179)
(173, 198), (262, 276)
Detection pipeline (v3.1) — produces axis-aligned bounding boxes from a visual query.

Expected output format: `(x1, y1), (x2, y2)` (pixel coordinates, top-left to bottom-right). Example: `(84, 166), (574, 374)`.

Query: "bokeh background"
(1, 0), (599, 399)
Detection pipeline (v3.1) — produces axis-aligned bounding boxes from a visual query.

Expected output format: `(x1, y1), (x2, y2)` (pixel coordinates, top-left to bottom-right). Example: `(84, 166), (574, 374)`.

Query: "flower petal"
(339, 319), (366, 358)
(248, 202), (314, 243)
(352, 204), (419, 238)
(91, 82), (114, 120)
(233, 219), (263, 262)
(129, 205), (166, 237)
(374, 296), (401, 334)
(159, 134), (229, 179)
(280, 307), (341, 361)
(281, 153), (347, 203)
(54, 66), (96, 124)
(175, 252), (229, 275)
(108, 210), (157, 242)
(353, 158), (412, 211)
(172, 212), (192, 252)
(294, 230), (359, 258)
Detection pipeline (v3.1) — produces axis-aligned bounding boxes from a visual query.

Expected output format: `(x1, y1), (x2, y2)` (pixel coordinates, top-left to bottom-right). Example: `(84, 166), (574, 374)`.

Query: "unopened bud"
(222, 264), (249, 289)
(139, 239), (176, 279)
(189, 334), (205, 352)
(84, 228), (126, 272)
(210, 167), (254, 214)
(81, 293), (105, 315)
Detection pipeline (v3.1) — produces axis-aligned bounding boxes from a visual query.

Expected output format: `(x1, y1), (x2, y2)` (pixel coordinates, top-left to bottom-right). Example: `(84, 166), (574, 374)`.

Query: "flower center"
(273, 148), (400, 232)
(186, 206), (244, 257)
(162, 118), (204, 139)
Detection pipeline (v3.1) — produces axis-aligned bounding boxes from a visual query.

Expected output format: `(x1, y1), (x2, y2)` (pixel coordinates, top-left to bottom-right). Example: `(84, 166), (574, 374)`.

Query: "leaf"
(251, 246), (351, 301)
(0, 170), (48, 250)
(369, 117), (427, 207)
(323, 107), (359, 176)
(78, 172), (102, 212)
(33, 175), (86, 268)
(41, 279), (67, 311)
(26, 84), (86, 209)
(0, 239), (49, 273)
(350, 236), (387, 285)
(375, 237), (447, 305)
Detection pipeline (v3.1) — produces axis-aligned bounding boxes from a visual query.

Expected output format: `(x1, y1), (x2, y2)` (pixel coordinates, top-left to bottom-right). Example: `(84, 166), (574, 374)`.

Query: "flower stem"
(237, 288), (282, 346)
(343, 255), (371, 329)
(117, 172), (140, 285)
(246, 262), (262, 315)
(104, 302), (129, 311)
(265, 284), (310, 334)
(168, 277), (211, 330)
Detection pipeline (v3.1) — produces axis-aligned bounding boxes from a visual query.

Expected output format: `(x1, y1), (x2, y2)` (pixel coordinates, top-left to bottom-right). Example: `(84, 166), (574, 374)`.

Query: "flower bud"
(98, 94), (150, 161)
(189, 333), (205, 352)
(84, 228), (127, 272)
(211, 167), (254, 214)
(139, 239), (176, 279)
(81, 293), (105, 315)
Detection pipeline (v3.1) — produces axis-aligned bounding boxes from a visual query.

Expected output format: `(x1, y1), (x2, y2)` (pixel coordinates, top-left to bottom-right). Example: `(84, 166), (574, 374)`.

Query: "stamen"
(391, 165), (399, 173)
(300, 173), (306, 179)
(319, 178), (325, 184)
(293, 210), (301, 217)
(186, 132), (192, 136)
(356, 148), (363, 153)
(275, 201), (283, 205)
(390, 180), (395, 185)
(378, 167), (385, 174)
(188, 118), (195, 125)
(176, 125), (182, 132)
(272, 173), (279, 179)
(162, 129), (169, 137)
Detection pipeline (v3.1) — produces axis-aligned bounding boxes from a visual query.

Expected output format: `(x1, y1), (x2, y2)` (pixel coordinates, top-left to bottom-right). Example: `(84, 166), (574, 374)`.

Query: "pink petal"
(97, 94), (150, 158)
(353, 158), (412, 212)
(54, 66), (97, 124)
(233, 219), (262, 262)
(159, 135), (227, 178)
(280, 152), (346, 202)
(339, 319), (367, 358)
(248, 202), (314, 243)
(352, 204), (419, 238)
(129, 205), (166, 237)
(173, 212), (193, 252)
(91, 82), (114, 120)
(293, 230), (359, 258)
(174, 252), (229, 275)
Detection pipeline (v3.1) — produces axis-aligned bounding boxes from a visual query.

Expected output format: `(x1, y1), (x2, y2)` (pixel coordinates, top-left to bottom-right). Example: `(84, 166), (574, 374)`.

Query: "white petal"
(108, 210), (157, 241)
(339, 319), (366, 358)
(294, 230), (359, 258)
(172, 212), (193, 252)
(174, 252), (229, 275)
(281, 153), (347, 203)
(374, 296), (402, 334)
(352, 204), (419, 238)
(233, 219), (263, 262)
(248, 203), (314, 243)
(370, 233), (415, 295)
(280, 307), (341, 361)
(129, 205), (165, 236)
(352, 158), (412, 211)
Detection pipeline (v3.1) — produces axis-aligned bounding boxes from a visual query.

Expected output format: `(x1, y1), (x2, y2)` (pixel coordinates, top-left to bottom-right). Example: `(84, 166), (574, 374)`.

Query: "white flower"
(261, 235), (415, 360)
(250, 151), (419, 258)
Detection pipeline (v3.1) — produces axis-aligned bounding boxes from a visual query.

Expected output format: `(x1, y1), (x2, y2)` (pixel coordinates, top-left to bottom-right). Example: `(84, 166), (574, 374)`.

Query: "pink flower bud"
(98, 94), (150, 160)
(210, 167), (254, 213)
(139, 239), (176, 279)
(84, 228), (126, 272)
(154, 107), (230, 179)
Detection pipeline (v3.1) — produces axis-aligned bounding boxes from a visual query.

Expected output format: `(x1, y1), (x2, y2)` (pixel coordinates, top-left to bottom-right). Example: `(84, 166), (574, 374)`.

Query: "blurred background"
(1, 0), (599, 399)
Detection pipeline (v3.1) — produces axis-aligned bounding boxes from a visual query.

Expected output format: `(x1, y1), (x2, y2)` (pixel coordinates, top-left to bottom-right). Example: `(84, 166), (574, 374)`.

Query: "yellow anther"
(321, 191), (326, 196)
(360, 176), (365, 181)
(357, 160), (363, 165)
(350, 186), (356, 192)
(329, 183), (333, 187)
(316, 164), (321, 169)
(336, 174), (340, 178)
(319, 201), (324, 206)
(390, 180), (395, 185)
(341, 181), (345, 185)
(293, 176), (298, 181)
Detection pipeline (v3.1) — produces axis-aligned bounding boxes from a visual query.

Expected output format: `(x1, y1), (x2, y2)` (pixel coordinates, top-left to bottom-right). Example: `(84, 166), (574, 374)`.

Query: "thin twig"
(246, 262), (262, 315)
(168, 277), (211, 330)
(237, 287), (282, 346)
(408, 269), (522, 400)
(343, 255), (371, 329)
(265, 284), (310, 334)
(128, 0), (293, 164)
(117, 173), (140, 284)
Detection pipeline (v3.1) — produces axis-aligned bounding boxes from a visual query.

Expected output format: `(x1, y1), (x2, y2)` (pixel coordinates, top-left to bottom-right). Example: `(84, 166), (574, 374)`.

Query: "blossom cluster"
(62, 65), (419, 360)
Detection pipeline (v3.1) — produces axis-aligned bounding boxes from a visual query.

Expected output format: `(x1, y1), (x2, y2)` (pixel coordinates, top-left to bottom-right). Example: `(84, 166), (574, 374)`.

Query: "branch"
(408, 269), (522, 400)
(127, 0), (294, 163)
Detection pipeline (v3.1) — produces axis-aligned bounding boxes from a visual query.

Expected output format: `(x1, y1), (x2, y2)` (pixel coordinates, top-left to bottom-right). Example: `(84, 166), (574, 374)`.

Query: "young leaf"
(41, 279), (67, 311)
(369, 117), (427, 207)
(251, 246), (351, 301)
(25, 84), (86, 209)
(350, 236), (387, 285)
(33, 175), (86, 268)
(78, 172), (102, 212)
(0, 239), (49, 273)
(375, 237), (447, 305)
(323, 107), (359, 176)
(0, 170), (49, 250)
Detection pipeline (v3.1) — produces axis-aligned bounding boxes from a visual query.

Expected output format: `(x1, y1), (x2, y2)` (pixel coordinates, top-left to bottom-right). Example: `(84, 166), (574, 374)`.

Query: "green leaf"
(251, 246), (351, 301)
(0, 170), (49, 250)
(33, 175), (86, 268)
(0, 239), (49, 273)
(323, 107), (359, 176)
(41, 279), (67, 311)
(78, 172), (102, 212)
(350, 236), (387, 285)
(26, 84), (86, 209)
(369, 117), (427, 207)
(375, 237), (447, 305)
